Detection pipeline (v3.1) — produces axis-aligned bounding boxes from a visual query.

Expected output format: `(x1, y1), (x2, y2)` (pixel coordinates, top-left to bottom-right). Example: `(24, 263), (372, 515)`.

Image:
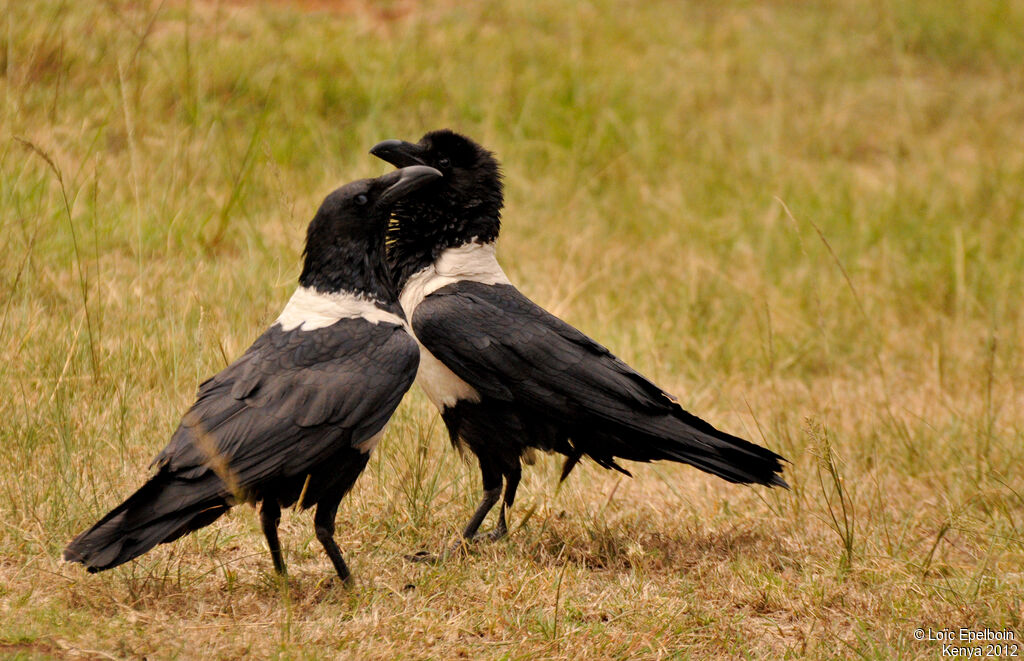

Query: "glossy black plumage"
(416, 281), (787, 487)
(65, 320), (417, 573)
(63, 166), (440, 579)
(371, 131), (787, 549)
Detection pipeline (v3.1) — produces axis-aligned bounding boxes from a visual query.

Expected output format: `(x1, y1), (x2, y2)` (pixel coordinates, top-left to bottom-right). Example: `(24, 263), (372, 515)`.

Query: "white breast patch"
(355, 428), (385, 454)
(399, 241), (512, 410)
(415, 344), (481, 410)
(398, 241), (511, 319)
(275, 286), (407, 332)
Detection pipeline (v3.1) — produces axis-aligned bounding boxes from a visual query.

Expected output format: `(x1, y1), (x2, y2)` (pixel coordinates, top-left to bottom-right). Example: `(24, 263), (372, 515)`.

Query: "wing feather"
(413, 281), (786, 487)
(152, 318), (418, 499)
(413, 283), (675, 424)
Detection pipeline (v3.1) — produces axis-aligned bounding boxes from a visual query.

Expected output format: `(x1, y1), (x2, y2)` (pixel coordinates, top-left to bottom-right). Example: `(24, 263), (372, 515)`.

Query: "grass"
(2, 0), (1023, 657)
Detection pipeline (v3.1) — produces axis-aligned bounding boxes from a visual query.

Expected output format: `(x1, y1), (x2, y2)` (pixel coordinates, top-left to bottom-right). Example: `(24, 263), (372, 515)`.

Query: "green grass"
(2, 0), (1023, 657)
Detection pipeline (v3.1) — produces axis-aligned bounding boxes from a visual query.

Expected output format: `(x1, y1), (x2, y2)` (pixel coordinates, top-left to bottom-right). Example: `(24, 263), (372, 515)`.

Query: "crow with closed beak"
(371, 131), (787, 557)
(63, 165), (442, 582)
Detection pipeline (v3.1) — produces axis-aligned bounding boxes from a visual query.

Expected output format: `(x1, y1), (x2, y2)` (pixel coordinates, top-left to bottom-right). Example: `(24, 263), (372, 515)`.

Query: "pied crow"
(63, 165), (442, 582)
(370, 131), (787, 556)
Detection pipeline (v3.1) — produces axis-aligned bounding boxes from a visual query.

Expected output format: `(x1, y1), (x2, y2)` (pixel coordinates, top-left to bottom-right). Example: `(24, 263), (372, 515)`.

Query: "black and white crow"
(370, 131), (787, 553)
(63, 165), (442, 582)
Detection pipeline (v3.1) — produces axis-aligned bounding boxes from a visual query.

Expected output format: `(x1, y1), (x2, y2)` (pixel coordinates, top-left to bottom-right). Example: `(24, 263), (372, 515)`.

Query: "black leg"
(313, 495), (351, 584)
(461, 461), (503, 540)
(443, 461), (502, 557)
(260, 499), (285, 575)
(406, 460), (503, 563)
(482, 465), (521, 542)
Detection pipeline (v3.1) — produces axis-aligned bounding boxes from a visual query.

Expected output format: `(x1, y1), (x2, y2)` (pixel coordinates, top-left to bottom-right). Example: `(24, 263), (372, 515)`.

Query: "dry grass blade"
(2, 0), (1022, 658)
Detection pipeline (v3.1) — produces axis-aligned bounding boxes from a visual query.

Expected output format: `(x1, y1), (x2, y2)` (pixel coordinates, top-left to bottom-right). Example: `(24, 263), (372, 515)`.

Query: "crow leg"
(461, 460), (503, 541)
(407, 461), (502, 563)
(260, 499), (285, 575)
(480, 465), (520, 542)
(314, 495), (352, 584)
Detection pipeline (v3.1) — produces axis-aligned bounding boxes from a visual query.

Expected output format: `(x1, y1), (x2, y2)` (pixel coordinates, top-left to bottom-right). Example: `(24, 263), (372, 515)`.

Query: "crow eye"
(437, 157), (451, 169)
(355, 194), (369, 206)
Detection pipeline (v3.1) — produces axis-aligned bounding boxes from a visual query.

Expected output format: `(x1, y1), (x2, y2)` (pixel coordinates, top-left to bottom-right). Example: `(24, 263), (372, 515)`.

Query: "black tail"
(651, 407), (788, 488)
(63, 473), (231, 572)
(575, 407), (789, 488)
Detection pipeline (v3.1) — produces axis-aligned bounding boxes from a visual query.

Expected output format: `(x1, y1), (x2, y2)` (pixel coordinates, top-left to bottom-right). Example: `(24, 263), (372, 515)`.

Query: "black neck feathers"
(388, 206), (500, 289)
(300, 223), (396, 302)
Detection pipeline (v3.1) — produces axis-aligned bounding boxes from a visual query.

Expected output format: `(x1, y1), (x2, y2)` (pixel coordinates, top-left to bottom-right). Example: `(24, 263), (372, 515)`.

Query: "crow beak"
(370, 139), (426, 168)
(377, 165), (442, 206)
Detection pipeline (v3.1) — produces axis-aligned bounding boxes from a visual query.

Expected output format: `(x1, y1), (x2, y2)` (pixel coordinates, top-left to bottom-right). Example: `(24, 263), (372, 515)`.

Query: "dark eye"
(437, 157), (451, 169)
(355, 194), (369, 206)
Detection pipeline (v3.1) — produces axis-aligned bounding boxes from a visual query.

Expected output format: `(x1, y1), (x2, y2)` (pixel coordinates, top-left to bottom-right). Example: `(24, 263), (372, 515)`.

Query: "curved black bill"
(370, 139), (426, 168)
(377, 165), (442, 206)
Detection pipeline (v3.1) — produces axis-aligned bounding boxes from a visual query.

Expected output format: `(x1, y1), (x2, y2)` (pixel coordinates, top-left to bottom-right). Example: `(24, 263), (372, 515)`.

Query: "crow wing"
(413, 282), (677, 420)
(150, 317), (419, 498)
(413, 281), (786, 485)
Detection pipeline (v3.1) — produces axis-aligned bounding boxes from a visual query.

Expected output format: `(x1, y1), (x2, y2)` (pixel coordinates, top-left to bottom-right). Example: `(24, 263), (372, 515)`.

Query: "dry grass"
(2, 0), (1023, 658)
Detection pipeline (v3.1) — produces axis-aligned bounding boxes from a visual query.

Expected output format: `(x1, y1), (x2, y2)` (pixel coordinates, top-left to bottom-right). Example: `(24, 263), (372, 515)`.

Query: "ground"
(1, 0), (1022, 658)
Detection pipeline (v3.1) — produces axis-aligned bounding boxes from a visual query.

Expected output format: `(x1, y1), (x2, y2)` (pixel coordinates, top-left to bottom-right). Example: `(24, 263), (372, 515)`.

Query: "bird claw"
(404, 550), (441, 564)
(314, 573), (354, 590)
(404, 538), (470, 564)
(473, 527), (507, 543)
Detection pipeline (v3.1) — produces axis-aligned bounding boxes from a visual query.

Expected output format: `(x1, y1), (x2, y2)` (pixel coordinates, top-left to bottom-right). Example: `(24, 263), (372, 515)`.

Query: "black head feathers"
(371, 130), (504, 286)
(300, 165), (441, 297)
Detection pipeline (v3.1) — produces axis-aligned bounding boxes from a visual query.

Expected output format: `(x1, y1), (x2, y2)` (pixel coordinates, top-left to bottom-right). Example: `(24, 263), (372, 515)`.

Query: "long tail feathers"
(577, 408), (789, 488)
(63, 475), (231, 573)
(660, 432), (789, 488)
(654, 409), (788, 488)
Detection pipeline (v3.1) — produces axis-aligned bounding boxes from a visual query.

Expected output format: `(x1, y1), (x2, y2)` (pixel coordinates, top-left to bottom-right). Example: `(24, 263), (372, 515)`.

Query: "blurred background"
(2, 1), (1022, 657)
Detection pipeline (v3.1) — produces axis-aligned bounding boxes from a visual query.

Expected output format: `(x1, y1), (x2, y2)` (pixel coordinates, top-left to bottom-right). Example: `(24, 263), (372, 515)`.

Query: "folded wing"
(412, 281), (786, 487)
(154, 318), (419, 495)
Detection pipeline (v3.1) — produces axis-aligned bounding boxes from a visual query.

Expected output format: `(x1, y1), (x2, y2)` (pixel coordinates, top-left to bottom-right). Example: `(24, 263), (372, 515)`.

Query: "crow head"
(371, 130), (504, 285)
(301, 165), (442, 297)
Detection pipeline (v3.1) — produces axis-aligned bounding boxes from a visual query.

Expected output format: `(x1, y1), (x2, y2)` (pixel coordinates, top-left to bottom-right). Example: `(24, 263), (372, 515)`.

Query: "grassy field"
(3, 0), (1023, 657)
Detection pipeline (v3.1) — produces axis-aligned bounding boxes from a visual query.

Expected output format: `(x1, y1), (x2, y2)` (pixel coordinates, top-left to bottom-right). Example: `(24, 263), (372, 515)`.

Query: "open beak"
(377, 165), (442, 206)
(370, 139), (426, 168)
